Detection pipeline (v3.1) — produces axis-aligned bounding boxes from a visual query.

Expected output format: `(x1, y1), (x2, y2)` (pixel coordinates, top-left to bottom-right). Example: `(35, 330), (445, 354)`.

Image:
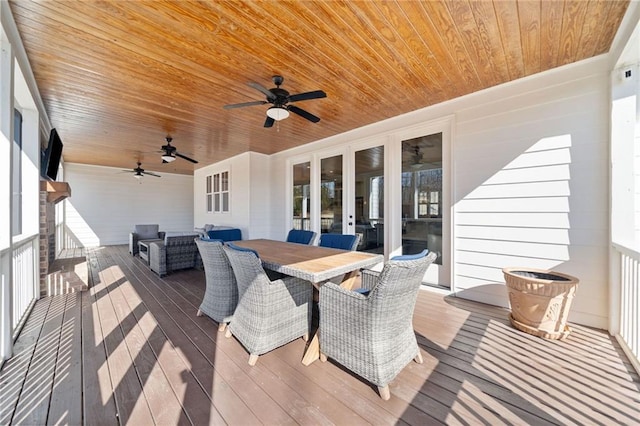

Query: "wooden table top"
(233, 239), (383, 283)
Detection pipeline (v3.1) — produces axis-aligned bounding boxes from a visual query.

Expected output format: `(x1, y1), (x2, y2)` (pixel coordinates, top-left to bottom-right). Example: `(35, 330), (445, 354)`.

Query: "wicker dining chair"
(194, 238), (238, 332)
(318, 233), (360, 250)
(286, 229), (317, 245)
(319, 250), (437, 400)
(223, 243), (313, 366)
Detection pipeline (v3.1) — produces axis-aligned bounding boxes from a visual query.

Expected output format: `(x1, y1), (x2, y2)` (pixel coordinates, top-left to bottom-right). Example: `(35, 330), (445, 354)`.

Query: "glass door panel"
(292, 162), (311, 230)
(320, 155), (343, 235)
(401, 133), (443, 265)
(354, 146), (384, 253)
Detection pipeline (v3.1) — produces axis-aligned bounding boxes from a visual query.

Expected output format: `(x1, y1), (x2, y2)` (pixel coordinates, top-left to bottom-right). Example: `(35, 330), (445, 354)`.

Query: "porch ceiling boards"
(8, 1), (629, 175)
(0, 245), (639, 424)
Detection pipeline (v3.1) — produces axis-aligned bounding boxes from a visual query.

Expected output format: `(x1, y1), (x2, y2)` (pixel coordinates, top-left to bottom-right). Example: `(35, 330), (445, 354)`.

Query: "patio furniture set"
(194, 229), (437, 400)
(129, 224), (242, 276)
(129, 225), (438, 399)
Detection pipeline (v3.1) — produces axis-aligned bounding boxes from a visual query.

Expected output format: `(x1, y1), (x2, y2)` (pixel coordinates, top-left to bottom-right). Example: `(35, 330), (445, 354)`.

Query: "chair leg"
(218, 322), (227, 332)
(248, 354), (259, 366)
(196, 309), (203, 317)
(225, 328), (232, 338)
(414, 351), (423, 364)
(320, 353), (327, 362)
(378, 385), (391, 400)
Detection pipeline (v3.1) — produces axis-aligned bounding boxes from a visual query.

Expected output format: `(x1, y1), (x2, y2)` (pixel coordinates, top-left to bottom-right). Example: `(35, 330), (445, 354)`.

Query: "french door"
(289, 122), (450, 287)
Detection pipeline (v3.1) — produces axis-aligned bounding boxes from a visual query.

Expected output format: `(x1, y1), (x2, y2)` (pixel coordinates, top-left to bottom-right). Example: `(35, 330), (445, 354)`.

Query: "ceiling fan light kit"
(160, 136), (198, 164)
(224, 75), (326, 127)
(123, 162), (161, 180)
(266, 106), (290, 121)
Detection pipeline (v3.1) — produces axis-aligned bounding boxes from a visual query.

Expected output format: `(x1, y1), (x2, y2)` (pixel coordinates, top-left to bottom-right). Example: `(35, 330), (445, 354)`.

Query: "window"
(205, 175), (212, 212)
(208, 171), (230, 213)
(11, 109), (22, 236)
(292, 162), (311, 230)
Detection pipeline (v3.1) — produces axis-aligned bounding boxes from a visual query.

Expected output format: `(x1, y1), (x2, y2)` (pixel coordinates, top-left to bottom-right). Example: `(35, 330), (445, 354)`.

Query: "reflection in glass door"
(354, 146), (384, 253)
(320, 155), (343, 235)
(292, 162), (311, 230)
(401, 133), (443, 265)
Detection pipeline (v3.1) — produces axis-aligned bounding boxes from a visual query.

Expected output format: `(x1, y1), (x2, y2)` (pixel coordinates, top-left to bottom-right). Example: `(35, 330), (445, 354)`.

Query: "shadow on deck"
(1, 245), (639, 424)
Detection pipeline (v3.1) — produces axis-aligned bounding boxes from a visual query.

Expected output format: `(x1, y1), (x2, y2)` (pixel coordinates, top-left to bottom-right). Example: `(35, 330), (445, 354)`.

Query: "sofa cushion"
(135, 224), (160, 240)
(207, 228), (242, 242)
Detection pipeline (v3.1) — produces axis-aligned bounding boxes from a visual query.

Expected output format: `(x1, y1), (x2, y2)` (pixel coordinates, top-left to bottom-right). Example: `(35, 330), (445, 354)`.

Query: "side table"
(138, 239), (162, 264)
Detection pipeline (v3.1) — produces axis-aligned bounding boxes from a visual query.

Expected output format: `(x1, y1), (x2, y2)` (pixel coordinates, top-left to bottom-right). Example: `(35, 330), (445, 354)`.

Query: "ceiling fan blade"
(288, 90), (327, 102)
(175, 152), (198, 164)
(223, 100), (267, 109)
(264, 116), (275, 128)
(144, 171), (162, 177)
(248, 82), (276, 101)
(288, 105), (320, 123)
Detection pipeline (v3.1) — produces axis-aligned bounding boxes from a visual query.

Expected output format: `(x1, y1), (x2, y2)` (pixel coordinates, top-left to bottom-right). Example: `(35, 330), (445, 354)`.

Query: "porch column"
(0, 21), (15, 362)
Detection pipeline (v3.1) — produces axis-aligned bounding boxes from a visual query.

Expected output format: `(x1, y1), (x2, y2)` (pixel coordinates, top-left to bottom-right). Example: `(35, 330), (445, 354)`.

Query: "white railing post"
(612, 243), (640, 375)
(10, 235), (38, 341)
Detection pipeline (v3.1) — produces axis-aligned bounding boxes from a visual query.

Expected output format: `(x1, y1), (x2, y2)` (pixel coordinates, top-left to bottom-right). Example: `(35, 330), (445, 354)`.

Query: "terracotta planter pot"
(502, 268), (579, 340)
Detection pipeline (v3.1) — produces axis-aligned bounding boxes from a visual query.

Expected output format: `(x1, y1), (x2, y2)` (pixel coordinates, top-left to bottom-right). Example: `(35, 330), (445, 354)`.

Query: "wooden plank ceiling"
(9, 0), (629, 175)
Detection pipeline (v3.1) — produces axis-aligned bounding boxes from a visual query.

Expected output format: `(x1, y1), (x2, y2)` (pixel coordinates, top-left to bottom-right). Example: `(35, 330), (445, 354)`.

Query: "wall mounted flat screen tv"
(41, 128), (63, 181)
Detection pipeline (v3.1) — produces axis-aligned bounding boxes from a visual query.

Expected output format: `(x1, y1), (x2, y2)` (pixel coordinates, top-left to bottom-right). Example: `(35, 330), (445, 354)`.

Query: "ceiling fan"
(160, 136), (198, 164)
(223, 75), (327, 127)
(123, 162), (161, 179)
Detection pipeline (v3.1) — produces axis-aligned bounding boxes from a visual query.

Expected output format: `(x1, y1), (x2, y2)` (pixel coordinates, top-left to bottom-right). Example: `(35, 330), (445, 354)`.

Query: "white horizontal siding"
(453, 67), (609, 328)
(64, 163), (193, 247)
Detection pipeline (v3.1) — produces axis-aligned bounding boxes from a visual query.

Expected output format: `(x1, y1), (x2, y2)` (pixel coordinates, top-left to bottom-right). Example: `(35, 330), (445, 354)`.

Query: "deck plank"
(96, 253), (190, 425)
(91, 249), (156, 425)
(2, 244), (640, 425)
(0, 297), (51, 425)
(12, 295), (67, 425)
(48, 292), (83, 425)
(82, 249), (118, 425)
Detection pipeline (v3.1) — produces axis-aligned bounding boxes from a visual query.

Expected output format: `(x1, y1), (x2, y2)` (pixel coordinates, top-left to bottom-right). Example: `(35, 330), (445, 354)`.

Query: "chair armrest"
(319, 282), (372, 336)
(129, 232), (140, 255)
(149, 242), (167, 276)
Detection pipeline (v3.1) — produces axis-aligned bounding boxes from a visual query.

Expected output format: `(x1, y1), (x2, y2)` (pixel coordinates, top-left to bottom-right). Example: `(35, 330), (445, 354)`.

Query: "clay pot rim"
(502, 267), (579, 284)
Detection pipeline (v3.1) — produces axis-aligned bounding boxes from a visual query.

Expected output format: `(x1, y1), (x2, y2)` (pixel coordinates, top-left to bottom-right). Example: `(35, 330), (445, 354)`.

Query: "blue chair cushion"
(226, 242), (259, 258)
(318, 234), (359, 250)
(286, 229), (315, 245)
(207, 228), (242, 242)
(391, 249), (429, 261)
(354, 288), (370, 296)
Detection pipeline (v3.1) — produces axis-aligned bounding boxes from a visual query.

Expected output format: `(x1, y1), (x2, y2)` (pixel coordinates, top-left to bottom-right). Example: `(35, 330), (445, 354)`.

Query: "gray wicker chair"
(149, 232), (201, 277)
(223, 243), (312, 366)
(319, 250), (437, 400)
(129, 224), (165, 255)
(194, 238), (238, 332)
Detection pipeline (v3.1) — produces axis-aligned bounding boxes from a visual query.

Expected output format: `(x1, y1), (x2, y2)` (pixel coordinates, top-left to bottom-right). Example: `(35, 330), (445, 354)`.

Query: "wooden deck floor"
(1, 245), (639, 425)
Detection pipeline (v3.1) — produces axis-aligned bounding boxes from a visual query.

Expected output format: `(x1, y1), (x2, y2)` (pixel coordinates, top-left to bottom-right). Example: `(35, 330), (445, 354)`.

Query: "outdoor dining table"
(233, 238), (384, 365)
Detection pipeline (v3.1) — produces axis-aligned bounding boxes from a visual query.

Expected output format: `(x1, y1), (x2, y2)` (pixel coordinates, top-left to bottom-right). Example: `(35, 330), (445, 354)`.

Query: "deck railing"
(612, 243), (640, 375)
(10, 234), (38, 339)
